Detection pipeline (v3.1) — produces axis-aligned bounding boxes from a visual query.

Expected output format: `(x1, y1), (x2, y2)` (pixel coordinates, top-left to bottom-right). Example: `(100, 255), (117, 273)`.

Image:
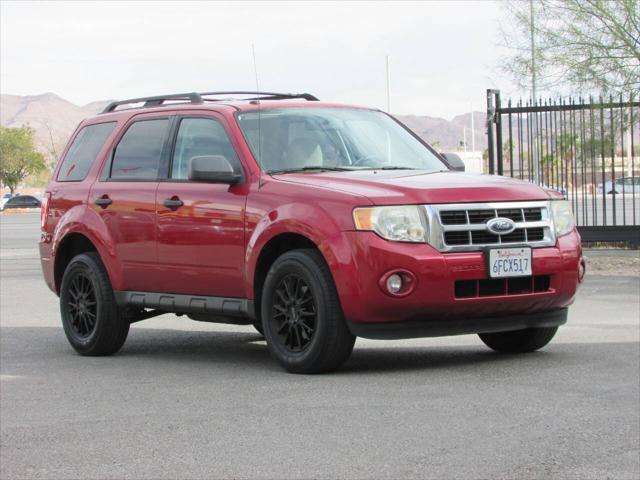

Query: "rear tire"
(261, 249), (355, 374)
(59, 253), (129, 356)
(479, 326), (558, 354)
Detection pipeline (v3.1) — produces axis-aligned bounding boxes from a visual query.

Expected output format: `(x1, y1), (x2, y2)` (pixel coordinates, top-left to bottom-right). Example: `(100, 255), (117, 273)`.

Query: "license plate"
(488, 247), (532, 278)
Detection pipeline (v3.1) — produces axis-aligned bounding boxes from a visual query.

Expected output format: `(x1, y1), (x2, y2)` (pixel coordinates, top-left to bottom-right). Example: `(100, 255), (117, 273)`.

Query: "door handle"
(163, 197), (184, 209)
(94, 196), (112, 207)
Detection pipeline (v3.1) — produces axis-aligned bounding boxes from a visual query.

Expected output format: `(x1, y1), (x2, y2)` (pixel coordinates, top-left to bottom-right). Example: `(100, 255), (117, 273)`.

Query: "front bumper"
(335, 229), (582, 330)
(348, 308), (568, 339)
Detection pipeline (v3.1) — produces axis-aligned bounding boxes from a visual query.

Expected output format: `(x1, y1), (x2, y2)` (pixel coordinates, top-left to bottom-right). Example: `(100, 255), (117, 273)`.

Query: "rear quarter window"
(57, 122), (117, 182)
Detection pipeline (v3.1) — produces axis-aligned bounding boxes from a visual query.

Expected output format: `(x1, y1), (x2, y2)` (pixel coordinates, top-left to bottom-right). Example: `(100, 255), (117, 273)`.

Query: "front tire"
(479, 326), (558, 354)
(261, 249), (355, 374)
(252, 321), (264, 336)
(60, 253), (129, 356)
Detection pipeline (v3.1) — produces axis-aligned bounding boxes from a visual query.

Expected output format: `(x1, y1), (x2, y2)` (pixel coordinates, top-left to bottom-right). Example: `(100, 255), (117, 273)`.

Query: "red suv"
(39, 91), (584, 373)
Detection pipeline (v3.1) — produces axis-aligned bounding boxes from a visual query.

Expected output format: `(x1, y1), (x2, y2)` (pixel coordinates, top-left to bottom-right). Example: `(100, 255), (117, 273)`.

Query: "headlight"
(353, 205), (426, 242)
(551, 200), (575, 237)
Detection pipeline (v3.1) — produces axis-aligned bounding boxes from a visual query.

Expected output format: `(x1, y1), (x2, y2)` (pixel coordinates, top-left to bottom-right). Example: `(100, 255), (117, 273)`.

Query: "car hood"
(273, 170), (556, 205)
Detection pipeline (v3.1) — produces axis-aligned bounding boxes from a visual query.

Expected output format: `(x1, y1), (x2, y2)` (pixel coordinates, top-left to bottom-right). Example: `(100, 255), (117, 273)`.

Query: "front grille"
(472, 230), (499, 244)
(501, 228), (526, 243)
(426, 201), (555, 252)
(455, 275), (552, 298)
(527, 227), (544, 241)
(523, 208), (542, 221)
(444, 231), (470, 245)
(497, 208), (524, 222)
(440, 210), (467, 225)
(467, 209), (496, 224)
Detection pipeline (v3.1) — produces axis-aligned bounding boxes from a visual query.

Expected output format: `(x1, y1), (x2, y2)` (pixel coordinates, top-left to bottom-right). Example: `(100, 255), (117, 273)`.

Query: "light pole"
(530, 0), (540, 184)
(471, 101), (475, 152)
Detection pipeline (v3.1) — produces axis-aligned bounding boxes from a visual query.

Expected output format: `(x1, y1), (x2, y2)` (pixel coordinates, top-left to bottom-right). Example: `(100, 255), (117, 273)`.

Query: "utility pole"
(530, 0), (536, 103)
(530, 0), (540, 184)
(386, 55), (391, 113)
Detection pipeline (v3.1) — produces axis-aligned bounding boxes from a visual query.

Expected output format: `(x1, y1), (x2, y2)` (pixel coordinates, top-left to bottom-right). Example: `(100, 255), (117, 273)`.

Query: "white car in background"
(598, 176), (640, 194)
(0, 193), (12, 210)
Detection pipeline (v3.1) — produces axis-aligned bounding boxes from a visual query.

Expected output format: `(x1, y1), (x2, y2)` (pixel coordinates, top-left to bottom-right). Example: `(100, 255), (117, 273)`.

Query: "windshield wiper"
(353, 166), (418, 171)
(268, 166), (353, 174)
(376, 166), (418, 170)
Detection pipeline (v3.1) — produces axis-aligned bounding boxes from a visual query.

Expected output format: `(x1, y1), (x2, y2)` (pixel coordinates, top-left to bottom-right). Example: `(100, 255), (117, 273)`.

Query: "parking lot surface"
(1, 213), (639, 479)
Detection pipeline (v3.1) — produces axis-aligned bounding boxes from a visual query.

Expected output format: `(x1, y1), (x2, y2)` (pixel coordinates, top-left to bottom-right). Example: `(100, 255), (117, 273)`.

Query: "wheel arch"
(251, 232), (319, 322)
(246, 205), (359, 323)
(51, 206), (122, 294)
(54, 233), (99, 294)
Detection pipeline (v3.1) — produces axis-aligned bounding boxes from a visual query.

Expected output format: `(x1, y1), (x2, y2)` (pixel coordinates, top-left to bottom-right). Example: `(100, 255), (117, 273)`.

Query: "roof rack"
(101, 92), (203, 114)
(200, 91), (319, 102)
(100, 91), (318, 114)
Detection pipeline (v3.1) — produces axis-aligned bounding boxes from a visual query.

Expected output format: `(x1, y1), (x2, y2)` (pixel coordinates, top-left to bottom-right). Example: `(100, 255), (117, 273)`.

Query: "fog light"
(386, 274), (403, 293)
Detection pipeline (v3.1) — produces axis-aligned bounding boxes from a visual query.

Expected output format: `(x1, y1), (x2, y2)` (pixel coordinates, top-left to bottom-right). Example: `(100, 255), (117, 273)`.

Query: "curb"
(0, 208), (41, 215)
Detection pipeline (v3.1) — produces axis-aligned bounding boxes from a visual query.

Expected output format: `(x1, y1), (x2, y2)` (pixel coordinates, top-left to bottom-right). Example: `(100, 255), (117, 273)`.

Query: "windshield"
(236, 107), (446, 173)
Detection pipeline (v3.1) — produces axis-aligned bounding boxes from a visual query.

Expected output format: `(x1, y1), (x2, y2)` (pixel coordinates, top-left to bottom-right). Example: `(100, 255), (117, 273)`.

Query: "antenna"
(385, 55), (391, 113)
(252, 43), (260, 91)
(251, 43), (264, 182)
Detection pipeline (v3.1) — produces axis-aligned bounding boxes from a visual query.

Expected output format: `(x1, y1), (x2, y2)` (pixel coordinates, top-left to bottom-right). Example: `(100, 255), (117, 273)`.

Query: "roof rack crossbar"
(101, 92), (203, 113)
(198, 91), (319, 101)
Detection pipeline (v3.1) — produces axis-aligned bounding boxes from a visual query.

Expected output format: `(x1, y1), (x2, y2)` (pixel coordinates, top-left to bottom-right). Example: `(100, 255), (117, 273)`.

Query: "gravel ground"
(584, 249), (640, 276)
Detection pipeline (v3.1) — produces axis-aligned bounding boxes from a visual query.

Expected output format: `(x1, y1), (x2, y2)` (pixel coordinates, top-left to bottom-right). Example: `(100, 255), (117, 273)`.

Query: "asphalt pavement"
(1, 212), (639, 479)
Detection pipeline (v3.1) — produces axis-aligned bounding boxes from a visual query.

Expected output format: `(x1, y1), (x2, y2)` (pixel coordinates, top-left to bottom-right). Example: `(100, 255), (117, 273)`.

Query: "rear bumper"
(348, 307), (567, 339)
(39, 239), (56, 294)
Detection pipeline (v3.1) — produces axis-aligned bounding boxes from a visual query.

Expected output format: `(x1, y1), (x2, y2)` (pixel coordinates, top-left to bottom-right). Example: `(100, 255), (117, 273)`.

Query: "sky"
(0, 0), (521, 119)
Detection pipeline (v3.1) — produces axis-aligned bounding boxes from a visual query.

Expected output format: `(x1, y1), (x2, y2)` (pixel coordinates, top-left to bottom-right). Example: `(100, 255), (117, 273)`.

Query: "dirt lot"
(585, 249), (640, 276)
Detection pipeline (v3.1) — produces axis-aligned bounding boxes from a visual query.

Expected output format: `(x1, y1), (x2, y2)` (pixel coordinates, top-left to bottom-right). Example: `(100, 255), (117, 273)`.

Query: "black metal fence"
(486, 89), (640, 245)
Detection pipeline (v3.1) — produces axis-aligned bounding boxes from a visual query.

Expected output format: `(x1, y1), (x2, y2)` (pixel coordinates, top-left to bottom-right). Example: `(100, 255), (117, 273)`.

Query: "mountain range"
(0, 93), (487, 160)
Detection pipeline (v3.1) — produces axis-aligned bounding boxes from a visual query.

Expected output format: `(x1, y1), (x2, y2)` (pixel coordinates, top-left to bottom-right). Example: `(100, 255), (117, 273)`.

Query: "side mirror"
(441, 153), (465, 172)
(188, 155), (242, 184)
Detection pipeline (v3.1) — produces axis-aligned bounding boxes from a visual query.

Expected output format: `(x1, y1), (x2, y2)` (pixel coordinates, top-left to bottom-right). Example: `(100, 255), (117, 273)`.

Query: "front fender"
(52, 206), (124, 290)
(245, 202), (360, 307)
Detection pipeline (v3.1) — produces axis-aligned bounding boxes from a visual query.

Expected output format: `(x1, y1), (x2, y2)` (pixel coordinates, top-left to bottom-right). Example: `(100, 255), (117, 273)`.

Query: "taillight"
(41, 191), (51, 230)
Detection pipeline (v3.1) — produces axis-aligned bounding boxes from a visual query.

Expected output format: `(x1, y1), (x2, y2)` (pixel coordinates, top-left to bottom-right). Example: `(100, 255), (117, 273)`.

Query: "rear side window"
(171, 118), (240, 179)
(57, 122), (116, 181)
(110, 119), (169, 180)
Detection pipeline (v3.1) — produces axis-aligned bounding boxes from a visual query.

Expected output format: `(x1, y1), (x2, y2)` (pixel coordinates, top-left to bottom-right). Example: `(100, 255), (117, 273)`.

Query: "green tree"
(500, 0), (640, 94)
(0, 126), (47, 194)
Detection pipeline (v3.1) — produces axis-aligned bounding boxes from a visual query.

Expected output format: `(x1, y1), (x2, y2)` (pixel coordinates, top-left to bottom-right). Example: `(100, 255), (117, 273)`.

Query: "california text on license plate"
(488, 247), (532, 278)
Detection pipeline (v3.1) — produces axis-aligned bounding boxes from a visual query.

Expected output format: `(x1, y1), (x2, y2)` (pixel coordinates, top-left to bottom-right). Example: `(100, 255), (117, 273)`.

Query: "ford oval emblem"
(486, 217), (516, 235)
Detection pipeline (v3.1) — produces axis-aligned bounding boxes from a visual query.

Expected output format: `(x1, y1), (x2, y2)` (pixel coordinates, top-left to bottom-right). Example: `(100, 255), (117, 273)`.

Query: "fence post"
(486, 89), (498, 175)
(495, 91), (504, 175)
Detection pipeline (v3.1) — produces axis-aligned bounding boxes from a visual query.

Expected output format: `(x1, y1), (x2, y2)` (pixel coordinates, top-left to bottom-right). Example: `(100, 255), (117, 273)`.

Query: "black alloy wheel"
(261, 249), (355, 374)
(66, 273), (98, 337)
(271, 273), (317, 352)
(60, 252), (130, 356)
